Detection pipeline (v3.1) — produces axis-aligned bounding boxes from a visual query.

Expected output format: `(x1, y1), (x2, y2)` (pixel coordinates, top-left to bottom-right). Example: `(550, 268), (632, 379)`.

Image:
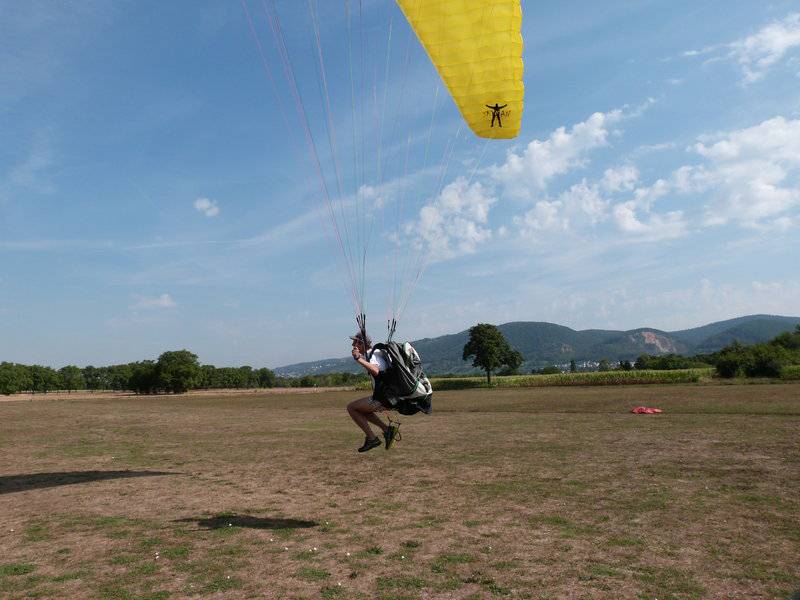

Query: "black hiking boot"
(383, 424), (399, 450)
(357, 437), (381, 453)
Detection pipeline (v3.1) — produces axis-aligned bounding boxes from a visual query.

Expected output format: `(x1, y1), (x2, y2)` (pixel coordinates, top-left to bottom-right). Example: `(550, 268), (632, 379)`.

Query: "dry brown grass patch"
(0, 384), (798, 598)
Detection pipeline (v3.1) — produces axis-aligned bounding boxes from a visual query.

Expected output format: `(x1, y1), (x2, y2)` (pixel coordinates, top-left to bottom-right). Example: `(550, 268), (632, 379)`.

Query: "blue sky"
(2, 0), (800, 368)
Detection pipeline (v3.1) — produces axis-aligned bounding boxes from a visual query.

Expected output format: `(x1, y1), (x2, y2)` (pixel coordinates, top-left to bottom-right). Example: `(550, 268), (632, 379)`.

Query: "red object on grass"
(631, 406), (663, 414)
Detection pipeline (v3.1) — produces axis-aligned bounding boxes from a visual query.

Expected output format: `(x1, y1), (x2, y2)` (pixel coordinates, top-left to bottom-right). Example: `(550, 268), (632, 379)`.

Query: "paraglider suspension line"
(356, 312), (367, 351)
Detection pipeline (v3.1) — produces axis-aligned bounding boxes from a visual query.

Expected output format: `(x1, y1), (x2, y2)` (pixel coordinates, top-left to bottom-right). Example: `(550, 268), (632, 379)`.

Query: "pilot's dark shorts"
(365, 397), (389, 412)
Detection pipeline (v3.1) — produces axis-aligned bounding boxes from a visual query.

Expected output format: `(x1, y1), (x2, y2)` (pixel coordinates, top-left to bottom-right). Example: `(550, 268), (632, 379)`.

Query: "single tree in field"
(157, 350), (201, 394)
(462, 323), (524, 385)
(569, 359), (577, 373)
(499, 349), (524, 375)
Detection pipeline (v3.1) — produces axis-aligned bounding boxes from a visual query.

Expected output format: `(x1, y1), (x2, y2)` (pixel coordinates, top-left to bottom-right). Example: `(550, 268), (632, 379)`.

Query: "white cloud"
(486, 107), (694, 241)
(770, 215), (796, 231)
(490, 109), (623, 197)
(729, 13), (800, 83)
(632, 142), (677, 157)
(601, 165), (639, 193)
(498, 110), (789, 241)
(688, 117), (800, 227)
(410, 177), (497, 260)
(498, 115), (796, 241)
(514, 200), (568, 238)
(131, 294), (177, 310)
(562, 182), (607, 225)
(692, 115), (800, 161)
(194, 196), (219, 217)
(612, 202), (688, 240)
(512, 169), (638, 237)
(683, 46), (721, 58)
(685, 13), (800, 84)
(630, 178), (670, 210)
(601, 116), (800, 232)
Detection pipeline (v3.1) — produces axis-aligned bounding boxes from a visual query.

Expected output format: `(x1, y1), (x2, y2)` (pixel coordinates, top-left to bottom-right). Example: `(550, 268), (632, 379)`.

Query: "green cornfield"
(353, 369), (715, 391)
(430, 368), (714, 390)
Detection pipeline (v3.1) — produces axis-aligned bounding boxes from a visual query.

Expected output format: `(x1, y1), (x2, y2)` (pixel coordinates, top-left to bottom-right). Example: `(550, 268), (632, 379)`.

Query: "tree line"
(4, 324), (798, 395)
(631, 325), (800, 378)
(461, 323), (800, 383)
(0, 350), (368, 396)
(702, 325), (800, 377)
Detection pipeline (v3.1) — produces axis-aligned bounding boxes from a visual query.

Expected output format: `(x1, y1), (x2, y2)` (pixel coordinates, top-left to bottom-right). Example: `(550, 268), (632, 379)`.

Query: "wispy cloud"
(0, 238), (114, 251)
(0, 2), (115, 103)
(632, 142), (677, 157)
(682, 45), (722, 58)
(730, 13), (800, 83)
(131, 294), (177, 310)
(1, 130), (56, 200)
(685, 13), (800, 84)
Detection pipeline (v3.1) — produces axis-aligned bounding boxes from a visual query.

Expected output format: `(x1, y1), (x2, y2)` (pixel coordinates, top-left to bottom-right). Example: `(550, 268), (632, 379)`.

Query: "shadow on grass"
(0, 470), (177, 494)
(175, 514), (318, 530)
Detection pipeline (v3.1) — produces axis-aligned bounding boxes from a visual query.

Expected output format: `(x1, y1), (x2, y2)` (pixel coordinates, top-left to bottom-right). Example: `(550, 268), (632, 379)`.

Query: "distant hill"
(274, 314), (800, 376)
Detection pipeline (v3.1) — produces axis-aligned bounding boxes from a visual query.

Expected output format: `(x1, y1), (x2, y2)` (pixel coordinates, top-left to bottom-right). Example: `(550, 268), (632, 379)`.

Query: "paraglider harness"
(369, 341), (433, 415)
(368, 342), (433, 415)
(354, 313), (432, 417)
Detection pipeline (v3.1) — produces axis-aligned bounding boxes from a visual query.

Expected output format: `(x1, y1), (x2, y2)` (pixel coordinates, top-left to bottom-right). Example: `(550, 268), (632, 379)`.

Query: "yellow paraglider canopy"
(397, 0), (524, 139)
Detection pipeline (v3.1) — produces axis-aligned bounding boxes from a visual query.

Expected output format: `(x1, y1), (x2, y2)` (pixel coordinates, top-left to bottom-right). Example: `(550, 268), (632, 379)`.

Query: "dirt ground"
(1, 387), (347, 403)
(1, 384), (798, 599)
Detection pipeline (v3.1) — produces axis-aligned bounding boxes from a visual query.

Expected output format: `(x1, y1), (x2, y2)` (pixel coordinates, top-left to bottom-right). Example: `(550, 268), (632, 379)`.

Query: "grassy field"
(1, 384), (799, 599)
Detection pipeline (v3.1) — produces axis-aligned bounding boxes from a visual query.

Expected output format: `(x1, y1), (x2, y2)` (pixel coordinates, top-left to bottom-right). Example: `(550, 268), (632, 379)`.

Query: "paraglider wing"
(397, 0), (524, 139)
